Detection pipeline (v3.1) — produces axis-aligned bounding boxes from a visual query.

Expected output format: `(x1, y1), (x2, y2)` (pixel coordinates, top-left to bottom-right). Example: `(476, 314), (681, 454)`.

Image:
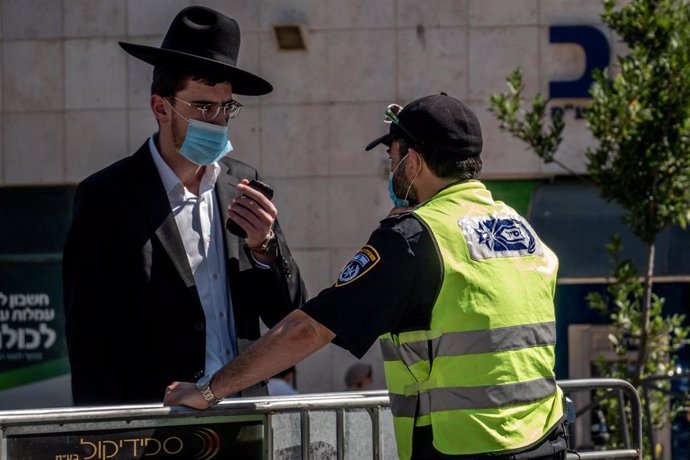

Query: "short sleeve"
(301, 217), (423, 358)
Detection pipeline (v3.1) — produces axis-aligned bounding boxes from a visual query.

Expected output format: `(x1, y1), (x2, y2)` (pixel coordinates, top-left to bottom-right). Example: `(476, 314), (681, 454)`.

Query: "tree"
(489, 0), (690, 456)
(586, 0), (690, 387)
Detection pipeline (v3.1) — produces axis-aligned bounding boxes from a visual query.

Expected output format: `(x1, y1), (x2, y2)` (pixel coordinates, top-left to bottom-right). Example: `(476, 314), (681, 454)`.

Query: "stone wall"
(0, 0), (617, 393)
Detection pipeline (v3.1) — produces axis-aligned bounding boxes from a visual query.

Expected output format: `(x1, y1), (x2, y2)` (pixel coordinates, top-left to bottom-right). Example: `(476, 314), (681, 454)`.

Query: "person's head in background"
(345, 362), (373, 391)
(268, 365), (298, 396)
(274, 366), (296, 385)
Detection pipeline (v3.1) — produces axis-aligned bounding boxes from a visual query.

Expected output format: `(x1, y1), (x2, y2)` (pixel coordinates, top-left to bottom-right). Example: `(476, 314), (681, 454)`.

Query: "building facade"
(2, 0), (687, 423)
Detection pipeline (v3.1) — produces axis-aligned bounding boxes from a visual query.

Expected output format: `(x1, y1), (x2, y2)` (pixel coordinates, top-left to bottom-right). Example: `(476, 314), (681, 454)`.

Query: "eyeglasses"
(171, 96), (243, 121)
(383, 103), (421, 144)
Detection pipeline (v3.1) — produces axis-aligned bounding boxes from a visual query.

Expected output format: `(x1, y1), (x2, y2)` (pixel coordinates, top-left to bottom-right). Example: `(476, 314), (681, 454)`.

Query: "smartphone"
(226, 179), (274, 238)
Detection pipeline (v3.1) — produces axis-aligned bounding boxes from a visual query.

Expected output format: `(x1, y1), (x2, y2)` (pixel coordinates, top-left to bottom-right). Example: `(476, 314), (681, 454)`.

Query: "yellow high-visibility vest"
(381, 181), (564, 459)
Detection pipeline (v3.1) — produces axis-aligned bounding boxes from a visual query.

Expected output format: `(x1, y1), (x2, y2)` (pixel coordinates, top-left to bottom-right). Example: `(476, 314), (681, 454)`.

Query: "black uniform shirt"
(301, 212), (443, 358)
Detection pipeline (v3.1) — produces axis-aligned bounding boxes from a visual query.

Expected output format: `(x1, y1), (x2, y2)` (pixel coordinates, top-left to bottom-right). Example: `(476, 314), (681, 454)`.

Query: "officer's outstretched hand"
(164, 381), (210, 409)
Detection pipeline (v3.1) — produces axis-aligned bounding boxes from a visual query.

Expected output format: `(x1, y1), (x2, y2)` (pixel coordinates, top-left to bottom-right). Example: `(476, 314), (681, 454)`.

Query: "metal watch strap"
(196, 375), (222, 405)
(247, 229), (276, 254)
(200, 386), (221, 405)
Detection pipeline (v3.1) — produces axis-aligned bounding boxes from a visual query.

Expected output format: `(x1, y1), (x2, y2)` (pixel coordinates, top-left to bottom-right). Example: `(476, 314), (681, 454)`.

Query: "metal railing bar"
(0, 382), (645, 460)
(566, 449), (639, 460)
(265, 412), (274, 460)
(368, 407), (382, 460)
(559, 378), (643, 459)
(0, 392), (391, 426)
(336, 409), (344, 460)
(616, 389), (631, 449)
(300, 410), (310, 460)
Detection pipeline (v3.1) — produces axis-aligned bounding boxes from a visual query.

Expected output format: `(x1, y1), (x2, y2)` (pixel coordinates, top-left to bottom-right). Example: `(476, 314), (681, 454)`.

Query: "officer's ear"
(407, 147), (426, 172)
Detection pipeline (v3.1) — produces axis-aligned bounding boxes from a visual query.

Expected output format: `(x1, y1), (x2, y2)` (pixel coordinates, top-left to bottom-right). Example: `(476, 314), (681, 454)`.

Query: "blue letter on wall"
(549, 25), (610, 99)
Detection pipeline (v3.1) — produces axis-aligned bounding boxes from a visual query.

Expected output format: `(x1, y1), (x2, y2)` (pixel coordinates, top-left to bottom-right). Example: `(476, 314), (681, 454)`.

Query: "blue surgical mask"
(389, 174), (409, 208)
(388, 153), (409, 207)
(179, 119), (233, 165)
(168, 101), (233, 165)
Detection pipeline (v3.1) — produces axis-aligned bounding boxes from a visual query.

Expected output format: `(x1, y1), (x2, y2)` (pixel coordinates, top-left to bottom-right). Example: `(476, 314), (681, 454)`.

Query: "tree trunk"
(634, 242), (655, 386)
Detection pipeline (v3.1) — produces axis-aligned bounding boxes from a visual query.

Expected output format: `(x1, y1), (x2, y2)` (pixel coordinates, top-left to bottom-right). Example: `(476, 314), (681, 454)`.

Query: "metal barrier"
(0, 391), (394, 459)
(560, 378), (643, 460)
(0, 379), (642, 459)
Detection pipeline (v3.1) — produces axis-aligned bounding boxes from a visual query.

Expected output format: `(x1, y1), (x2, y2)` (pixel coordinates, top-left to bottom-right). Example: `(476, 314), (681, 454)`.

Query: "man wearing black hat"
(164, 93), (568, 460)
(63, 6), (306, 406)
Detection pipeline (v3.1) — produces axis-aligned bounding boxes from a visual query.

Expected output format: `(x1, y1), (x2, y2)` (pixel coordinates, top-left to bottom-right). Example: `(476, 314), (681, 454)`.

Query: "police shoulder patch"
(336, 245), (381, 286)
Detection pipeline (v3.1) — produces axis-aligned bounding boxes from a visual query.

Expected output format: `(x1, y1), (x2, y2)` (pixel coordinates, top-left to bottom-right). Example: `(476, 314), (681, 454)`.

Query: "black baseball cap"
(365, 93), (482, 158)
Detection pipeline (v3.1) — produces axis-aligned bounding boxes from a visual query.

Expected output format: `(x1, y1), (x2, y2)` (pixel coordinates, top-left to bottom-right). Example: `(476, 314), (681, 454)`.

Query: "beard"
(393, 163), (418, 205)
(170, 113), (186, 152)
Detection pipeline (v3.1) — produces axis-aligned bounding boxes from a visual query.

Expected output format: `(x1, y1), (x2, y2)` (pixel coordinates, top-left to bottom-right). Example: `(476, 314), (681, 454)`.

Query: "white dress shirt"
(149, 137), (236, 377)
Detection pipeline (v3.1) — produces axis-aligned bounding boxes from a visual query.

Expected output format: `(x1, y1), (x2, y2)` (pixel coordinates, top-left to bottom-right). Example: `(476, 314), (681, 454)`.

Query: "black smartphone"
(226, 179), (274, 238)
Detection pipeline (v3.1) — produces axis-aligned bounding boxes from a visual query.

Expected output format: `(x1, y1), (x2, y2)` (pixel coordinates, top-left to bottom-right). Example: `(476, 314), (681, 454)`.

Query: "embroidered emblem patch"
(459, 215), (543, 260)
(336, 245), (381, 286)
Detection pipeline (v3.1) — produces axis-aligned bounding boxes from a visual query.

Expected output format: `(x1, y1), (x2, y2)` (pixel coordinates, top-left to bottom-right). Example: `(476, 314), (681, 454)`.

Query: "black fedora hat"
(119, 6), (272, 96)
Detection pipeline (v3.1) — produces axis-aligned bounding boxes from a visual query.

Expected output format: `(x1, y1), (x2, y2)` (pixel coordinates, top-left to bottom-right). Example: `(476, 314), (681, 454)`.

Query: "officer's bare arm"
(164, 310), (335, 408)
(218, 309), (334, 396)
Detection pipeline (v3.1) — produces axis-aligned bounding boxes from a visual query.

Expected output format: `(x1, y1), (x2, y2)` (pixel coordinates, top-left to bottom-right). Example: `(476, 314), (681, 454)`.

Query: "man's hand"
(228, 179), (277, 249)
(164, 381), (210, 409)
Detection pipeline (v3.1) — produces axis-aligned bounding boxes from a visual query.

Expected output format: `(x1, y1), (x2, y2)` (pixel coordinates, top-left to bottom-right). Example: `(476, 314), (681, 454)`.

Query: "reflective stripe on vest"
(389, 377), (557, 417)
(380, 321), (556, 366)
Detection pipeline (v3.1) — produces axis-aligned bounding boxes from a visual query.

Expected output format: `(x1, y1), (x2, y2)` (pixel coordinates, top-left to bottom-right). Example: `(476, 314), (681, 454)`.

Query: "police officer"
(164, 93), (568, 460)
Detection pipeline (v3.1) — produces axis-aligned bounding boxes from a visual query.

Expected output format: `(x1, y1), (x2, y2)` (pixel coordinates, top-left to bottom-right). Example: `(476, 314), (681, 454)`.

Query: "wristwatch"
(247, 229), (278, 256)
(195, 374), (222, 405)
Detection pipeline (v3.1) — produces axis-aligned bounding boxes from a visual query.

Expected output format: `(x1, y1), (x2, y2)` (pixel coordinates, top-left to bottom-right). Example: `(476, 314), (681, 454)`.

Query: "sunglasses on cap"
(384, 103), (422, 145)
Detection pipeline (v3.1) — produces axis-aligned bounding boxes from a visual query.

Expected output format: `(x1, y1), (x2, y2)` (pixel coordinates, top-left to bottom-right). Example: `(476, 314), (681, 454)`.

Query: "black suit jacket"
(63, 142), (307, 405)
